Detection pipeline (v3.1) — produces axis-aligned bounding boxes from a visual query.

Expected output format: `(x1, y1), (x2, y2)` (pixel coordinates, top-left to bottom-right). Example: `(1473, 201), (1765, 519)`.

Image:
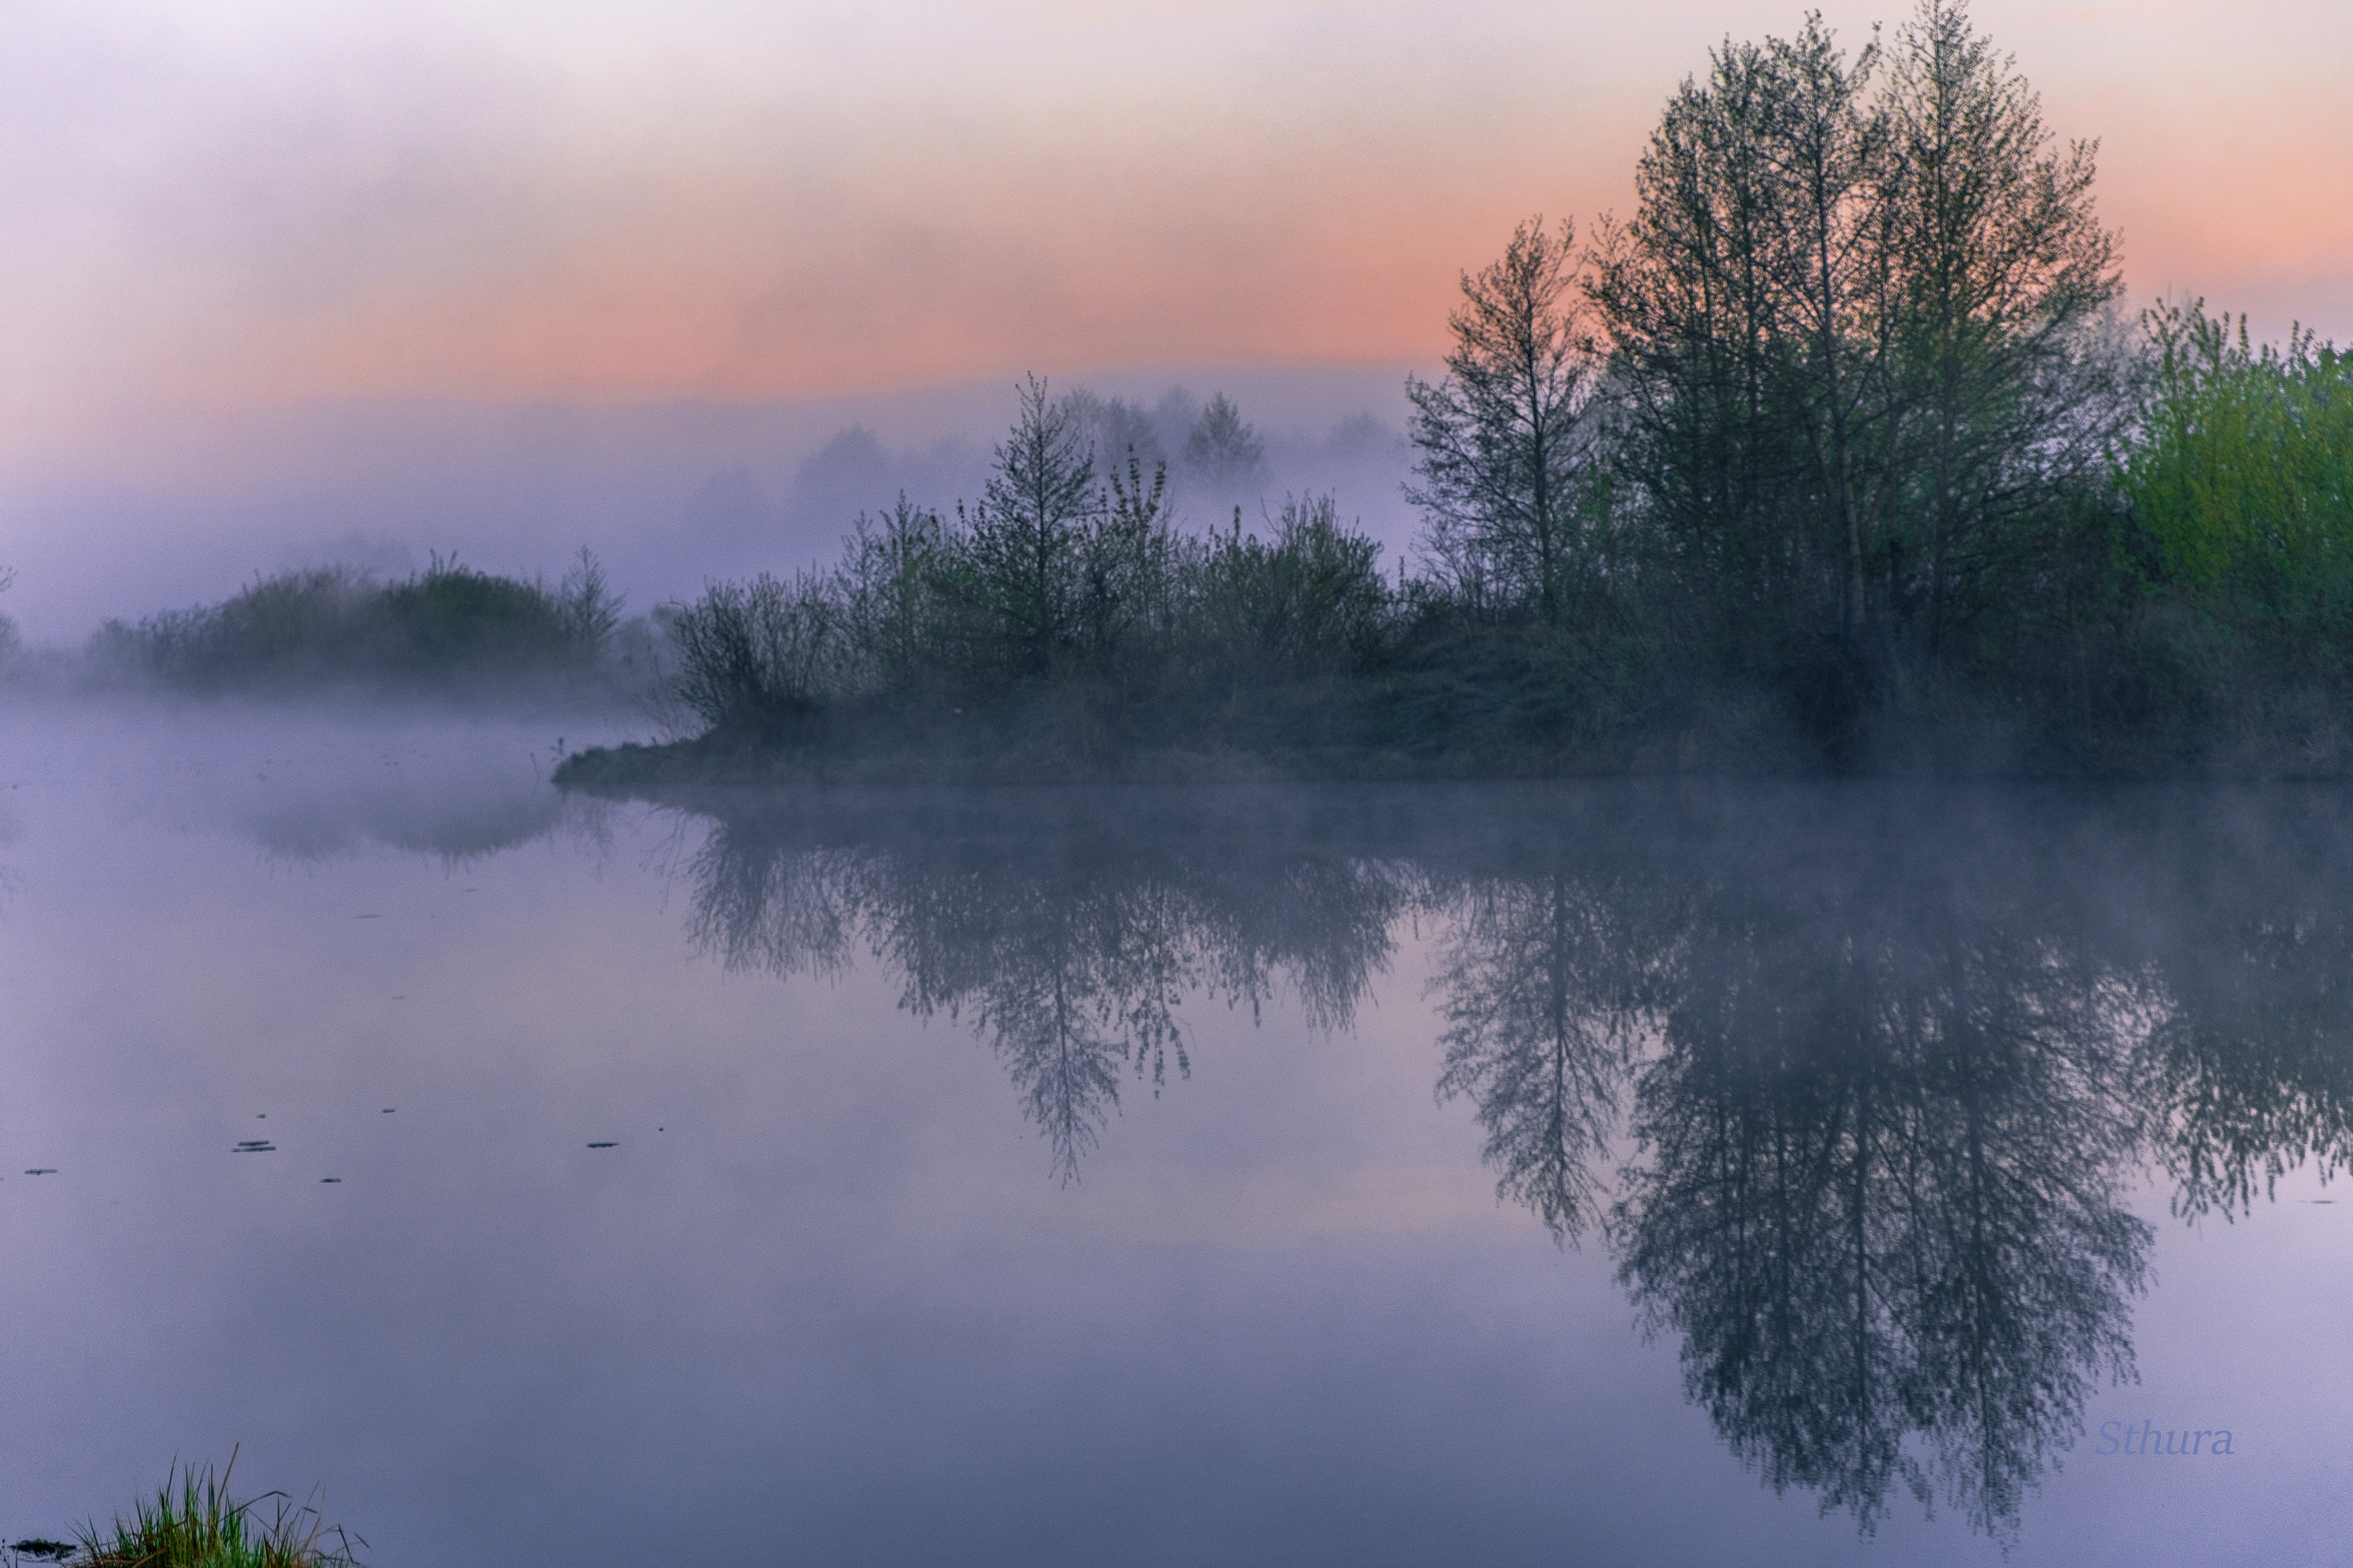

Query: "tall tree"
(1407, 218), (1607, 624)
(1593, 2), (2123, 687)
(1593, 15), (1890, 653)
(1877, 0), (2122, 661)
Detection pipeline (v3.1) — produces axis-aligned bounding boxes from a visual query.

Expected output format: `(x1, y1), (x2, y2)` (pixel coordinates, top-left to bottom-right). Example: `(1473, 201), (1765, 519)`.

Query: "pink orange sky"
(3, 0), (2350, 462)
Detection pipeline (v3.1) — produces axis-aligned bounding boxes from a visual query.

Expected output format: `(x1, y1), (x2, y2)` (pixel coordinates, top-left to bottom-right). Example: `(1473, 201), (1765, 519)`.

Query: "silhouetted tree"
(1876, 0), (2124, 665)
(1593, 1), (2124, 704)
(841, 493), (953, 696)
(1407, 218), (1608, 625)
(1182, 393), (1269, 498)
(963, 376), (1101, 677)
(1592, 12), (1890, 660)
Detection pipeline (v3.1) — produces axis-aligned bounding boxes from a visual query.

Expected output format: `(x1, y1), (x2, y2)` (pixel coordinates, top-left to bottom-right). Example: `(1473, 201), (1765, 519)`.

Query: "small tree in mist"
(963, 376), (1102, 677)
(1060, 388), (1166, 474)
(1080, 450), (1179, 675)
(1182, 393), (1269, 497)
(841, 493), (955, 696)
(1407, 216), (1609, 626)
(558, 548), (625, 661)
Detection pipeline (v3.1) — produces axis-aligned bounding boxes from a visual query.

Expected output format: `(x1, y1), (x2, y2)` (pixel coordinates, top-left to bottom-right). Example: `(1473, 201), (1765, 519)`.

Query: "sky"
(3, 0), (2350, 635)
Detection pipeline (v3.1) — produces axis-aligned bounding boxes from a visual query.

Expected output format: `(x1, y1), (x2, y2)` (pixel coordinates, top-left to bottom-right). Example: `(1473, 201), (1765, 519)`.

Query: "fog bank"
(0, 364), (1419, 647)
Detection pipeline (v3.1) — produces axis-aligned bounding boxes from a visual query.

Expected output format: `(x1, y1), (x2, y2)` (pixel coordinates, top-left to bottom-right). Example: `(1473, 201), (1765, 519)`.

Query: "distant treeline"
(87, 551), (639, 693)
(602, 1), (2353, 780)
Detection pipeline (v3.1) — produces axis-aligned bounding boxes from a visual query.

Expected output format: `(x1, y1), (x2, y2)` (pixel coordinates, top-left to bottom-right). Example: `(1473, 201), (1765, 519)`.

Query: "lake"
(0, 701), (2342, 1565)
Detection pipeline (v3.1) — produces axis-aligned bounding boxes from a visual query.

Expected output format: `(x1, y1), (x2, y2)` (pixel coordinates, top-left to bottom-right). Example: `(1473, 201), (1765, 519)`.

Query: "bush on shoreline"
(86, 550), (640, 698)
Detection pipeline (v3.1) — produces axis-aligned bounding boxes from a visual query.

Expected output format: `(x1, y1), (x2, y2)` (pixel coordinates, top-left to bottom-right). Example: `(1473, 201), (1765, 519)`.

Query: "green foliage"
(2123, 301), (2353, 669)
(1189, 495), (1390, 686)
(76, 1457), (362, 1568)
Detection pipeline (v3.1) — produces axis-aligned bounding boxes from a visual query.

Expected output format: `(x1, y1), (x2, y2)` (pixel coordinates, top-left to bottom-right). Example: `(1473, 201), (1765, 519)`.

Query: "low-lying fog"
(0, 704), (2344, 1567)
(0, 364), (1419, 649)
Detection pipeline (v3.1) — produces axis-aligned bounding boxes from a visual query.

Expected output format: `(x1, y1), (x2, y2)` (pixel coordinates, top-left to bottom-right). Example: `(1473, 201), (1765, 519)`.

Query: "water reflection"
(631, 780), (2353, 1538)
(1610, 852), (2152, 1539)
(678, 792), (1404, 1178)
(1429, 864), (1650, 1240)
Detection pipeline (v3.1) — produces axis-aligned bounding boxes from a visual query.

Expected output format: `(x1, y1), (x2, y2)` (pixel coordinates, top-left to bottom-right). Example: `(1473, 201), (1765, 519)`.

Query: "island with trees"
(551, 0), (2353, 785)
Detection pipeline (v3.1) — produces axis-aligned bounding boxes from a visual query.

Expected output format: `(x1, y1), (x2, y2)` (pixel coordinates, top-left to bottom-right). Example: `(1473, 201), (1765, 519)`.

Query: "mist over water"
(0, 366), (1419, 649)
(0, 701), (2344, 1565)
(3, 3), (2347, 1558)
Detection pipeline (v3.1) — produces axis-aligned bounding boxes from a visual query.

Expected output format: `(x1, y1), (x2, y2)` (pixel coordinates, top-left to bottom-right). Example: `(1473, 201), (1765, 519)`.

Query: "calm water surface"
(0, 702), (2344, 1565)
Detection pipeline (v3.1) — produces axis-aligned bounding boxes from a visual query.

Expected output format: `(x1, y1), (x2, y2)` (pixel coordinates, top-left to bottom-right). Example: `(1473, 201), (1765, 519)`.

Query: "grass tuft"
(73, 1453), (363, 1568)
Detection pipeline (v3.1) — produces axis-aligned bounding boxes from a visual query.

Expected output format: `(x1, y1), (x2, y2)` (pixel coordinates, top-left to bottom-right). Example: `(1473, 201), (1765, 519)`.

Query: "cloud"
(1, 0), (2346, 464)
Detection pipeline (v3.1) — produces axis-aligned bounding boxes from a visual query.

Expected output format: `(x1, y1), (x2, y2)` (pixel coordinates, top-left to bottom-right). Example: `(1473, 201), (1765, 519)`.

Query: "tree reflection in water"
(1609, 851), (2153, 1538)
(1428, 864), (1655, 1241)
(641, 780), (2353, 1538)
(676, 790), (1405, 1179)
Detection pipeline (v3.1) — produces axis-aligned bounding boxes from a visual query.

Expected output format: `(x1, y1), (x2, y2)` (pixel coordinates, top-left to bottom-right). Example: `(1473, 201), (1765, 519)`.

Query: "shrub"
(1189, 495), (1392, 684)
(667, 571), (850, 734)
(87, 552), (623, 690)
